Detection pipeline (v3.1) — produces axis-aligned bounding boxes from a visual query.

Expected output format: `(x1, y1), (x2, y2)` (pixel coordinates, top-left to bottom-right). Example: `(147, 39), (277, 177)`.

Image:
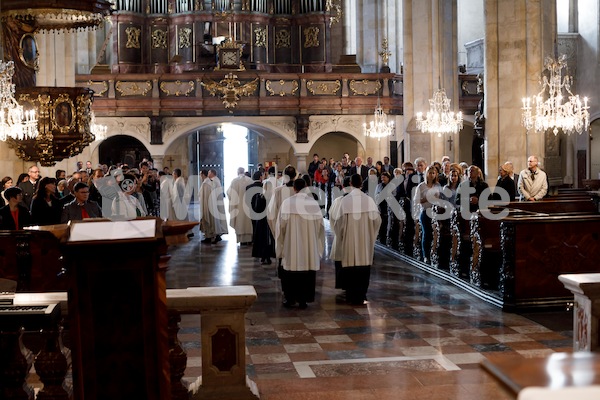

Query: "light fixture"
(0, 1), (112, 32)
(363, 98), (394, 140)
(521, 54), (589, 136)
(416, 88), (463, 137)
(0, 60), (38, 141)
(90, 112), (107, 141)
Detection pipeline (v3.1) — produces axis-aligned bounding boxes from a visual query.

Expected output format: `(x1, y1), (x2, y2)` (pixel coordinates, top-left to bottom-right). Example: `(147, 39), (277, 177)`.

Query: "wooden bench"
(500, 214), (600, 309)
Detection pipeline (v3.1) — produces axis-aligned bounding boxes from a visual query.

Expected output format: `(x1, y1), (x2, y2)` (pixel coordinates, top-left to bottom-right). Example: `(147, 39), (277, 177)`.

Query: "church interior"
(2, 0), (600, 399)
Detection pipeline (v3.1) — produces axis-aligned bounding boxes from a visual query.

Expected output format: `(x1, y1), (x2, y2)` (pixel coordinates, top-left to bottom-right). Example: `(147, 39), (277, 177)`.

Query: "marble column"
(152, 155), (165, 170)
(483, 0), (555, 181)
(403, 0), (458, 164)
(295, 153), (308, 175)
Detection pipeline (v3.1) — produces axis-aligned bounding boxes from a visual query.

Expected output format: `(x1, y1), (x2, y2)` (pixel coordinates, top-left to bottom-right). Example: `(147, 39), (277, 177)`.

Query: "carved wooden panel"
(118, 22), (143, 64)
(150, 25), (169, 65)
(300, 24), (325, 63)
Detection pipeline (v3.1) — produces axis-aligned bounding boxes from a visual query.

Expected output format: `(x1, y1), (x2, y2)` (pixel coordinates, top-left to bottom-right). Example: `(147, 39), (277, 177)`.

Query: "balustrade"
(379, 193), (600, 311)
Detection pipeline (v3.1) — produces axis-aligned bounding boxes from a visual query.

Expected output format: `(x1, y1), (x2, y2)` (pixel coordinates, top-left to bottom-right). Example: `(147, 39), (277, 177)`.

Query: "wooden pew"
(500, 214), (600, 309)
(0, 229), (68, 292)
(504, 198), (598, 214)
(469, 208), (542, 290)
(449, 209), (472, 279)
(582, 179), (600, 190)
(431, 205), (451, 270)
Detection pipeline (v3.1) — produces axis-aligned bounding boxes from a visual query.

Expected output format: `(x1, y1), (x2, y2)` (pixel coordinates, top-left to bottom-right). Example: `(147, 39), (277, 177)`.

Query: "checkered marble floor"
(166, 221), (573, 399)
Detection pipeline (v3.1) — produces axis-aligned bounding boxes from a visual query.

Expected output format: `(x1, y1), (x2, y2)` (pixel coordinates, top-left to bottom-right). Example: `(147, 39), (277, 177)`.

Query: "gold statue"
(379, 38), (392, 66)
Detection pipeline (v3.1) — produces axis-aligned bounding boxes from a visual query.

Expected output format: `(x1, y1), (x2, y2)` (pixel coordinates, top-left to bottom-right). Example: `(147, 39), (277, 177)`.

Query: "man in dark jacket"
(61, 182), (102, 223)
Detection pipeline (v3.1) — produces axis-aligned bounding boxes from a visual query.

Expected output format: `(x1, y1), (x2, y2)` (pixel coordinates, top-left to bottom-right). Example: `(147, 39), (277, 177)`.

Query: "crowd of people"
(216, 152), (548, 308)
(0, 160), (164, 229)
(0, 153), (548, 309)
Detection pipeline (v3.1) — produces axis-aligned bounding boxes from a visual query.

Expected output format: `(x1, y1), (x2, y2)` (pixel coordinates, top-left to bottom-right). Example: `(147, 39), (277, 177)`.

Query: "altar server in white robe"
(208, 169), (229, 241)
(328, 176), (352, 290)
(199, 170), (217, 243)
(275, 178), (324, 309)
(227, 167), (254, 244)
(267, 165), (296, 235)
(333, 173), (381, 305)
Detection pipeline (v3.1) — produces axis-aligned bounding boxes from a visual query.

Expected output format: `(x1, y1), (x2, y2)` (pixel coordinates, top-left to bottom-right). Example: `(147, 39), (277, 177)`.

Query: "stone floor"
(165, 221), (573, 400)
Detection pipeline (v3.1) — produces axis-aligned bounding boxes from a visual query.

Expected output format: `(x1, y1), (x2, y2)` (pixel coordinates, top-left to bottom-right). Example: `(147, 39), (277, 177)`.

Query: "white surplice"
(266, 184), (295, 235)
(275, 191), (324, 271)
(199, 177), (216, 238)
(210, 176), (229, 235)
(226, 173), (254, 242)
(333, 188), (381, 267)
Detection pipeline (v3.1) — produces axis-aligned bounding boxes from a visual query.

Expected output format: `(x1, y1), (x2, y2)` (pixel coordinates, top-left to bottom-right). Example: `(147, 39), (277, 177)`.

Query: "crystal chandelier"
(363, 99), (394, 140)
(521, 54), (589, 135)
(416, 89), (463, 137)
(0, 60), (38, 141)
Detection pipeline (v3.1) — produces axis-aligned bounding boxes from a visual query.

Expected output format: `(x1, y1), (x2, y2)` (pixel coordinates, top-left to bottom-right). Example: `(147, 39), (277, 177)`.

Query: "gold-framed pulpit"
(64, 218), (170, 400)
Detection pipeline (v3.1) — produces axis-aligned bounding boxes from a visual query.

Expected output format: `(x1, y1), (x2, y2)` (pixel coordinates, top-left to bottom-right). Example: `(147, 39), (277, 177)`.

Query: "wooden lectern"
(65, 218), (170, 400)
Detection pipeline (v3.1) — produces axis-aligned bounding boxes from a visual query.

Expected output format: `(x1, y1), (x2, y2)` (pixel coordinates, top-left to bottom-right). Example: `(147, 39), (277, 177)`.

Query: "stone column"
(484, 0), (555, 181)
(152, 155), (165, 170)
(295, 153), (308, 175)
(403, 0), (458, 164)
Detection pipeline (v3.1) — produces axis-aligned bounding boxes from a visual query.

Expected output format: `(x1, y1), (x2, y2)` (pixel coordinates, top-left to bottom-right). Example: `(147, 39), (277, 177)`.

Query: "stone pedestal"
(168, 286), (259, 400)
(558, 273), (600, 351)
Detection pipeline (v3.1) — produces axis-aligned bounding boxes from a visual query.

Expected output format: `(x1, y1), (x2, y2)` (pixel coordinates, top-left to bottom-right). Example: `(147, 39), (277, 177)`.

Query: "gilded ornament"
(303, 27), (320, 48)
(201, 73), (259, 111)
(152, 29), (168, 49)
(254, 27), (267, 48)
(325, 0), (343, 27)
(306, 80), (341, 95)
(115, 81), (152, 96)
(160, 80), (195, 96)
(379, 38), (392, 66)
(179, 27), (192, 49)
(349, 79), (382, 96)
(265, 80), (299, 97)
(86, 80), (109, 97)
(125, 26), (141, 49)
(275, 29), (291, 49)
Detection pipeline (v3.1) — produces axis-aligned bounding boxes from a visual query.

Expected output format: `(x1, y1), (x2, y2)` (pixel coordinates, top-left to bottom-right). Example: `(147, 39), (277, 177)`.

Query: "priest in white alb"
(227, 167), (254, 245)
(275, 178), (324, 309)
(199, 169), (216, 244)
(208, 169), (229, 242)
(332, 173), (381, 305)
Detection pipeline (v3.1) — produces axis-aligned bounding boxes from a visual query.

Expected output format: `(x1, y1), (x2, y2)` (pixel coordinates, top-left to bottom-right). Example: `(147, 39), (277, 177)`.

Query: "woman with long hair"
(440, 163), (462, 206)
(30, 177), (62, 225)
(413, 165), (441, 263)
(456, 165), (490, 213)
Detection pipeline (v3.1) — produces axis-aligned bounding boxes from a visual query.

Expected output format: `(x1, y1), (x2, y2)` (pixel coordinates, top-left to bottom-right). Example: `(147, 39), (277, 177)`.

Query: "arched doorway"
(98, 135), (151, 168)
(308, 131), (364, 166)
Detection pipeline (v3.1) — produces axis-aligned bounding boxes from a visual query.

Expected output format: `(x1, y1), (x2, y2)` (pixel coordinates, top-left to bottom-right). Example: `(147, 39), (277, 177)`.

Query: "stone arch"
(307, 131), (365, 162)
(304, 115), (367, 154)
(98, 135), (151, 167)
(159, 116), (299, 155)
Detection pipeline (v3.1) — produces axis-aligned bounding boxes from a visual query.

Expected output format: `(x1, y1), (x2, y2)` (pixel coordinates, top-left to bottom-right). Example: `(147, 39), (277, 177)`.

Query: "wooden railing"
(76, 72), (481, 118)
